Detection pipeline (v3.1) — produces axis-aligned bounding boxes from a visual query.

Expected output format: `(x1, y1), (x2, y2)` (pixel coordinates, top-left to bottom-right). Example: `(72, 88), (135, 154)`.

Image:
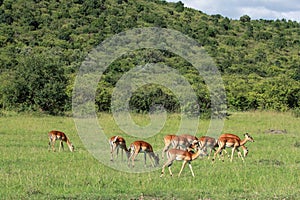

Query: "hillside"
(0, 0), (299, 114)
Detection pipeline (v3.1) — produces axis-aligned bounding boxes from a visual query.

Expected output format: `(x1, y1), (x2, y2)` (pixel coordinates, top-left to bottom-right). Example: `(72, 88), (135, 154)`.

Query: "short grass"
(1, 111), (300, 199)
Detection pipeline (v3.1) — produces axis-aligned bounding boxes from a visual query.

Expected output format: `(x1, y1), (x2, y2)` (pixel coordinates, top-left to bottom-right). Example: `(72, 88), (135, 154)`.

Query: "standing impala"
(212, 133), (254, 162)
(218, 134), (249, 159)
(48, 130), (74, 152)
(160, 143), (206, 177)
(128, 140), (159, 168)
(161, 134), (198, 159)
(109, 136), (130, 161)
(199, 135), (247, 160)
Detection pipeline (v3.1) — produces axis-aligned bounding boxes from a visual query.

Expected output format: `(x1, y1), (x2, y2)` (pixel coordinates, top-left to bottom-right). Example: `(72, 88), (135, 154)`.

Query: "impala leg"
(58, 141), (61, 152)
(110, 144), (114, 161)
(127, 151), (133, 166)
(208, 147), (215, 159)
(236, 148), (245, 162)
(168, 165), (173, 177)
(58, 141), (61, 151)
(161, 160), (173, 177)
(48, 141), (53, 152)
(178, 161), (187, 177)
(60, 141), (64, 151)
(188, 162), (195, 177)
(220, 149), (226, 161)
(230, 147), (236, 162)
(131, 152), (138, 168)
(162, 142), (171, 159)
(207, 148), (211, 159)
(160, 166), (165, 177)
(148, 153), (155, 167)
(223, 149), (229, 158)
(52, 140), (56, 152)
(48, 140), (51, 151)
(144, 152), (147, 166)
(125, 150), (130, 161)
(212, 146), (222, 162)
(160, 164), (166, 177)
(116, 146), (119, 159)
(121, 148), (124, 161)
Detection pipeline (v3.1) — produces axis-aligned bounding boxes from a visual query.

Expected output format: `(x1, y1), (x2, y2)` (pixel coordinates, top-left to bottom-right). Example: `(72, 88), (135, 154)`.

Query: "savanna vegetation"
(1, 1), (300, 199)
(0, 0), (299, 115)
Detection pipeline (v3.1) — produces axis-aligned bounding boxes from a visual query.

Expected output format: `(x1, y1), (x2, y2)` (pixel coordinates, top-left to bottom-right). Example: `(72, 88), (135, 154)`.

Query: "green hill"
(0, 0), (299, 114)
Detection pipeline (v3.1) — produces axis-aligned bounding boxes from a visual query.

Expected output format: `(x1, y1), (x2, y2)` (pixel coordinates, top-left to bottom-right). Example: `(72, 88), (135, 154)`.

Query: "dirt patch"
(294, 141), (300, 148)
(264, 129), (287, 134)
(257, 159), (284, 166)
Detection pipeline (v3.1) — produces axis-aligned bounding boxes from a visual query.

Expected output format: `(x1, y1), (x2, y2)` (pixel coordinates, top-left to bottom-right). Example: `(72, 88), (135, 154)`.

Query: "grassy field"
(1, 111), (300, 199)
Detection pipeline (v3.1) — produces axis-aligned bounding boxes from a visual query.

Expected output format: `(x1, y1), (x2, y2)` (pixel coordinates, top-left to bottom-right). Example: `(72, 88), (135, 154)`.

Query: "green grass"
(1, 111), (300, 199)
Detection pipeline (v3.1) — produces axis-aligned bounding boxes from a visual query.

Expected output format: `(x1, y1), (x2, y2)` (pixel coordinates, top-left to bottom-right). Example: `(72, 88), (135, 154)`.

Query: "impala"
(212, 133), (254, 162)
(128, 140), (159, 168)
(161, 134), (176, 159)
(199, 135), (248, 160)
(160, 143), (206, 177)
(199, 136), (218, 159)
(218, 134), (249, 159)
(161, 134), (198, 159)
(109, 136), (130, 161)
(180, 134), (198, 144)
(48, 130), (74, 152)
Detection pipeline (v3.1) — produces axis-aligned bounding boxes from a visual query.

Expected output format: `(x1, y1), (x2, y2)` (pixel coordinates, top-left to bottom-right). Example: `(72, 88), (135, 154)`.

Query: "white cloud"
(167, 0), (300, 22)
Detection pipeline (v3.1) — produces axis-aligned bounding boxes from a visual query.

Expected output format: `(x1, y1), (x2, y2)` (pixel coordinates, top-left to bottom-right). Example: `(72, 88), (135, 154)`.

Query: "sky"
(167, 0), (300, 22)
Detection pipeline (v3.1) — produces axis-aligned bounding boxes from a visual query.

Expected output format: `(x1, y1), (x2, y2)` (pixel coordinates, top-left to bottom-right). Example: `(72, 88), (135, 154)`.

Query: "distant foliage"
(240, 15), (251, 23)
(7, 51), (68, 114)
(0, 0), (299, 115)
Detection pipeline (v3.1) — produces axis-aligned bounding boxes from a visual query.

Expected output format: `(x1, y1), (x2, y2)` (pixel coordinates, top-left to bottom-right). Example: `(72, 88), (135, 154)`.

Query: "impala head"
(244, 133), (255, 142)
(69, 144), (75, 152)
(188, 141), (205, 153)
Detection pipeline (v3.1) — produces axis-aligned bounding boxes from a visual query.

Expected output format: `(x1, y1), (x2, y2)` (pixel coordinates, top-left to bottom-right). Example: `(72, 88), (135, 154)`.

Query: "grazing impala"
(109, 136), (130, 161)
(180, 134), (198, 144)
(212, 133), (254, 162)
(128, 140), (159, 168)
(160, 143), (206, 177)
(161, 134), (198, 159)
(48, 130), (74, 152)
(199, 136), (218, 159)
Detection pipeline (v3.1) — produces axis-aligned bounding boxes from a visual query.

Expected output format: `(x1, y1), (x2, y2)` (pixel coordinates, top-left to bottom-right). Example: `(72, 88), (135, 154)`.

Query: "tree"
(175, 1), (184, 12)
(240, 15), (251, 23)
(10, 51), (69, 114)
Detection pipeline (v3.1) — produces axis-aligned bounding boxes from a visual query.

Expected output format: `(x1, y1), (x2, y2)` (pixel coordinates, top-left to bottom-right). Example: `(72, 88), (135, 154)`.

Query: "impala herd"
(48, 130), (255, 177)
